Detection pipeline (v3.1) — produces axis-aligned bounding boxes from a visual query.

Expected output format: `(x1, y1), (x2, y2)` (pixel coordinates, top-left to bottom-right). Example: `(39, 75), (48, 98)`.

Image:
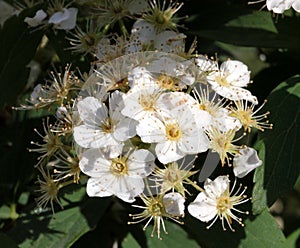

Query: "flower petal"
(163, 192), (185, 216)
(188, 192), (217, 222)
(233, 147), (262, 178)
(76, 96), (107, 127)
(79, 148), (111, 177)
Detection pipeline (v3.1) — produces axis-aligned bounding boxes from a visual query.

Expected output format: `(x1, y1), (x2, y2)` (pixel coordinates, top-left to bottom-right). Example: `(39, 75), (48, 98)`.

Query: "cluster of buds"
(18, 0), (272, 239)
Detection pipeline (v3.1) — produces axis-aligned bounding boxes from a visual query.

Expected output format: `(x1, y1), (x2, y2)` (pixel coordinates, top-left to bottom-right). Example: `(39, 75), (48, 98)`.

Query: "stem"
(118, 19), (128, 36)
(10, 203), (19, 220)
(102, 23), (110, 35)
(186, 82), (197, 95)
(185, 178), (204, 192)
(58, 180), (75, 189)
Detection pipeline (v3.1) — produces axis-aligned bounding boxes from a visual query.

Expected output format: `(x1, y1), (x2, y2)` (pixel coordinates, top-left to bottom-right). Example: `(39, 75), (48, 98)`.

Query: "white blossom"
(80, 148), (155, 202)
(188, 176), (249, 231)
(136, 92), (210, 164)
(206, 60), (258, 104)
(73, 92), (136, 156)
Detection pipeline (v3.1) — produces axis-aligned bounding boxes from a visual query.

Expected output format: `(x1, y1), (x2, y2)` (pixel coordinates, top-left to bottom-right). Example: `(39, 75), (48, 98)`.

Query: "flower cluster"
(17, 0), (272, 240)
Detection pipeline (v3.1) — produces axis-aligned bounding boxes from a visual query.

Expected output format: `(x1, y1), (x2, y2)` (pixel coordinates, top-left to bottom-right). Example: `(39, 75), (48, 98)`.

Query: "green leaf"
(258, 76), (300, 206)
(145, 221), (199, 247)
(0, 7), (43, 108)
(192, 12), (300, 50)
(239, 210), (286, 248)
(8, 197), (111, 248)
(252, 140), (268, 214)
(0, 205), (11, 219)
(284, 228), (300, 248)
(122, 233), (141, 248)
(224, 11), (277, 33)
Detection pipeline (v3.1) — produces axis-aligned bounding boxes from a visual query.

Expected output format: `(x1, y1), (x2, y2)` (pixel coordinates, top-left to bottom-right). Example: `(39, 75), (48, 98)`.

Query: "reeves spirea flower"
(206, 127), (242, 166)
(79, 148), (155, 203)
(129, 191), (185, 239)
(206, 60), (258, 104)
(192, 85), (241, 132)
(188, 175), (249, 231)
(136, 92), (210, 164)
(229, 100), (272, 133)
(126, 19), (186, 54)
(151, 156), (199, 197)
(73, 91), (137, 156)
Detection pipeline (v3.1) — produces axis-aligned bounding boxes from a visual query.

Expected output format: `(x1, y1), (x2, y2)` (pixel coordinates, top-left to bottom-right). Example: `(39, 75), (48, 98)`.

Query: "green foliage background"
(0, 0), (299, 247)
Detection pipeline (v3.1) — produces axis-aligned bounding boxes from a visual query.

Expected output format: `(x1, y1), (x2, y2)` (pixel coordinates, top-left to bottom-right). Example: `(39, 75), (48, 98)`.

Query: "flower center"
(157, 75), (176, 90)
(217, 196), (232, 213)
(164, 168), (181, 184)
(215, 75), (230, 87)
(150, 200), (165, 216)
(199, 103), (207, 111)
(109, 78), (129, 92)
(165, 123), (182, 141)
(101, 118), (113, 133)
(82, 33), (97, 47)
(139, 94), (156, 111)
(110, 158), (128, 176)
(235, 109), (253, 126)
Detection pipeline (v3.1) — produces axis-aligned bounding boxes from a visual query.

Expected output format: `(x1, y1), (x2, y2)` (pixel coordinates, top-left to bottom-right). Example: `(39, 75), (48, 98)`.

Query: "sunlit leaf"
(239, 210), (286, 248)
(8, 197), (111, 248)
(146, 221), (199, 247)
(122, 233), (140, 248)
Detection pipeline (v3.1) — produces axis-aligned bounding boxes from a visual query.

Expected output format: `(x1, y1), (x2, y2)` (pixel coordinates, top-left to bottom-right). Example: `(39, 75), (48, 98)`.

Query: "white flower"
(73, 92), (137, 156)
(48, 8), (78, 30)
(79, 148), (155, 203)
(153, 31), (186, 53)
(126, 20), (186, 54)
(129, 191), (184, 239)
(188, 175), (249, 231)
(266, 0), (294, 13)
(195, 56), (218, 74)
(24, 9), (47, 27)
(233, 147), (262, 178)
(206, 60), (258, 104)
(292, 0), (300, 12)
(126, 19), (156, 53)
(147, 56), (195, 88)
(192, 85), (241, 132)
(122, 85), (162, 122)
(127, 66), (156, 90)
(163, 192), (185, 216)
(136, 92), (210, 164)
